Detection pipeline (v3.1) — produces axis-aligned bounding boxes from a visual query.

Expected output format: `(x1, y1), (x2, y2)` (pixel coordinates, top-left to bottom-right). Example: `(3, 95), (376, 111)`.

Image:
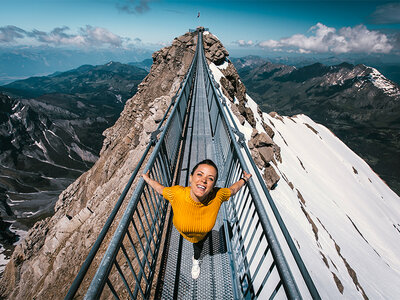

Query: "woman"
(142, 159), (252, 279)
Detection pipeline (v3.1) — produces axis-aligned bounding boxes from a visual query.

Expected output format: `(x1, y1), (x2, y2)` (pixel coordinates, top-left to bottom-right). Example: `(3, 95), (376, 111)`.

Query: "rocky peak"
(203, 42), (282, 189)
(203, 32), (229, 65)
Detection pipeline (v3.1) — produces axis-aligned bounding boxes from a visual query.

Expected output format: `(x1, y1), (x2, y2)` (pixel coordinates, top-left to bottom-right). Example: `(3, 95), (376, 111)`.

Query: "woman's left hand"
(242, 170), (252, 182)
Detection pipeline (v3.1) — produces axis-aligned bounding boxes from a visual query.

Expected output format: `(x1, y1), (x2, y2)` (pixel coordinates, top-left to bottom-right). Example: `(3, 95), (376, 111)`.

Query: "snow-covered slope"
(263, 113), (400, 299)
(210, 60), (400, 299)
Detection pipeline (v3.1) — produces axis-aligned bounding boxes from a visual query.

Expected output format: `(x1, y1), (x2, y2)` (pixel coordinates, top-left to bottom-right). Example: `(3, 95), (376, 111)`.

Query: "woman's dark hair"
(191, 159), (219, 182)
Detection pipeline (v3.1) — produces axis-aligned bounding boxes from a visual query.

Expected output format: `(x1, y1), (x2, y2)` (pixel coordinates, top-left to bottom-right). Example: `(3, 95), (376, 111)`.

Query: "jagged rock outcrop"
(0, 31), (197, 300)
(203, 33), (229, 65)
(202, 32), (281, 189)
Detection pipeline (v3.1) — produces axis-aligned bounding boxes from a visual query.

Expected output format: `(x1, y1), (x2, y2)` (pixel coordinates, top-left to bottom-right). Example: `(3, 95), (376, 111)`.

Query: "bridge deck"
(160, 49), (235, 299)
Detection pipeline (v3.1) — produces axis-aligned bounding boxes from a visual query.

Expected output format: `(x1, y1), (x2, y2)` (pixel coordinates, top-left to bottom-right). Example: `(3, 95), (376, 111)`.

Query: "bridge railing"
(65, 31), (200, 300)
(199, 34), (305, 299)
(202, 51), (321, 300)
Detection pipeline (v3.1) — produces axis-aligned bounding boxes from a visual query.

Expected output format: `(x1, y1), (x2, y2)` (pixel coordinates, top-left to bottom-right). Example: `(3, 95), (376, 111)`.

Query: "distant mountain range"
(0, 46), (153, 85)
(232, 56), (400, 195)
(0, 61), (148, 254)
(241, 54), (400, 86)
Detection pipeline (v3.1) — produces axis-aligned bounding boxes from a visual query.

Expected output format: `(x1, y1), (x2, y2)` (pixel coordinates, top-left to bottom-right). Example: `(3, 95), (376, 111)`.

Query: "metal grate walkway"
(160, 44), (234, 299)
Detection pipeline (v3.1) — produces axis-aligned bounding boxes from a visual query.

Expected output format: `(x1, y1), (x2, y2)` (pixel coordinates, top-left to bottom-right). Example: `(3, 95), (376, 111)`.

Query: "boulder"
(258, 146), (274, 164)
(203, 33), (229, 65)
(253, 132), (273, 147)
(263, 164), (280, 189)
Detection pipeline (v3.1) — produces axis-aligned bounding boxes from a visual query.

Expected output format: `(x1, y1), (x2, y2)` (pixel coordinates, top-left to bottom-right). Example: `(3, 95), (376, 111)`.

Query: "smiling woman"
(142, 159), (251, 279)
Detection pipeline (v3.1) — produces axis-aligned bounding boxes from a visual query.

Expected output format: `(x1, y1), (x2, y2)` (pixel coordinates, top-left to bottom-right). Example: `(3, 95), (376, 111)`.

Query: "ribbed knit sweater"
(163, 186), (231, 243)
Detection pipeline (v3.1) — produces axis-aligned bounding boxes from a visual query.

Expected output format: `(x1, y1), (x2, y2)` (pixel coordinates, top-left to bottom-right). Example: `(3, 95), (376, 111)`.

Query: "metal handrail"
(65, 80), (182, 300)
(65, 30), (200, 299)
(207, 57), (321, 299)
(224, 99), (321, 299)
(199, 34), (304, 299)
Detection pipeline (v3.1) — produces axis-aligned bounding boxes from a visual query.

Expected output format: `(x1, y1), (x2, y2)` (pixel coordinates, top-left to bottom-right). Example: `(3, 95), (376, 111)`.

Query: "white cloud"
(234, 40), (254, 47)
(80, 26), (123, 47)
(258, 23), (394, 54)
(0, 25), (126, 48)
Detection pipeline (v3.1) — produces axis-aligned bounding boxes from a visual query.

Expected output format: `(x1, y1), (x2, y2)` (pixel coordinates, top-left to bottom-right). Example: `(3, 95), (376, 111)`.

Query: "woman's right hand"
(142, 171), (150, 182)
(142, 171), (165, 195)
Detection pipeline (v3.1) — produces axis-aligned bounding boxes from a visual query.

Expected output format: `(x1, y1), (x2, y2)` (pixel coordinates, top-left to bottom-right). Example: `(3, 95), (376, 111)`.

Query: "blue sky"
(1, 0), (400, 58)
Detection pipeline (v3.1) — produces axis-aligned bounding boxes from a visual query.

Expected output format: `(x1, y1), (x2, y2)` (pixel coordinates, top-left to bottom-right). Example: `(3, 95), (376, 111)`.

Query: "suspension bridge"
(65, 28), (321, 299)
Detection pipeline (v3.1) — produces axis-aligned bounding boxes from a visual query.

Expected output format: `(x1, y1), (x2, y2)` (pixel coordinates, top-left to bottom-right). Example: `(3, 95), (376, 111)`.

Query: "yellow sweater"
(163, 186), (231, 243)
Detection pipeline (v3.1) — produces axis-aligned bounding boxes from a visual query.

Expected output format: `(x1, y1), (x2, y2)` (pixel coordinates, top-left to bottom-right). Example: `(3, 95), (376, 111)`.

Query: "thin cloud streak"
(0, 25), (128, 48)
(0, 25), (27, 43)
(116, 0), (153, 14)
(369, 3), (400, 25)
(234, 40), (254, 47)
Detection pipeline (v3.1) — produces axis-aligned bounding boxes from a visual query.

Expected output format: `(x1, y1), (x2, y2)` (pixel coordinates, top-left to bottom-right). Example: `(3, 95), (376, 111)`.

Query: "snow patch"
(34, 140), (47, 154)
(368, 68), (400, 97)
(217, 60), (229, 70)
(11, 101), (20, 111)
(71, 143), (98, 163)
(265, 112), (400, 298)
(0, 245), (7, 274)
(10, 111), (22, 120)
(209, 62), (224, 83)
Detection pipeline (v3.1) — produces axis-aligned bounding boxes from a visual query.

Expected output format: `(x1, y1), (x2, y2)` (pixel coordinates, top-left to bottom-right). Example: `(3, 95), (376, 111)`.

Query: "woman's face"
(190, 164), (217, 201)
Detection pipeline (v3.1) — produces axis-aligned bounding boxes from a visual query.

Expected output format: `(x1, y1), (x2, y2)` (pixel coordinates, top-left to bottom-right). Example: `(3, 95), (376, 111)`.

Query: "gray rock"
(258, 146), (274, 164)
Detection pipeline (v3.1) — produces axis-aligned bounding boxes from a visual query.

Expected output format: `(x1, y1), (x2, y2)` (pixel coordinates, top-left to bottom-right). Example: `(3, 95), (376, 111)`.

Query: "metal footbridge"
(66, 29), (320, 299)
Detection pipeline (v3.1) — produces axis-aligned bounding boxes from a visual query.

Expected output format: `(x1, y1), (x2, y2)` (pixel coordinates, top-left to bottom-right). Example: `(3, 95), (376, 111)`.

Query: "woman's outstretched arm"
(142, 171), (165, 195)
(228, 170), (252, 196)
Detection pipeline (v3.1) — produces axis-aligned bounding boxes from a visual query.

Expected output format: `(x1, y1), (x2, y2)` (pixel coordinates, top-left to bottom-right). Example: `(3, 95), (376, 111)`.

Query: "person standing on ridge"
(142, 159), (251, 279)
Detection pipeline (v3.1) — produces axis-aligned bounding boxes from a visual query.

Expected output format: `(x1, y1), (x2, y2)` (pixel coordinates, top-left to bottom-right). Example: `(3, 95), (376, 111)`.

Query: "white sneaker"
(192, 256), (200, 279)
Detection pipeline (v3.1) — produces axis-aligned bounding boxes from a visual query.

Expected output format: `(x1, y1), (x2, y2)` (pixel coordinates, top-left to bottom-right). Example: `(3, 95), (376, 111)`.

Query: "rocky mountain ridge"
(0, 46), (153, 85)
(1, 61), (147, 101)
(0, 62), (148, 271)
